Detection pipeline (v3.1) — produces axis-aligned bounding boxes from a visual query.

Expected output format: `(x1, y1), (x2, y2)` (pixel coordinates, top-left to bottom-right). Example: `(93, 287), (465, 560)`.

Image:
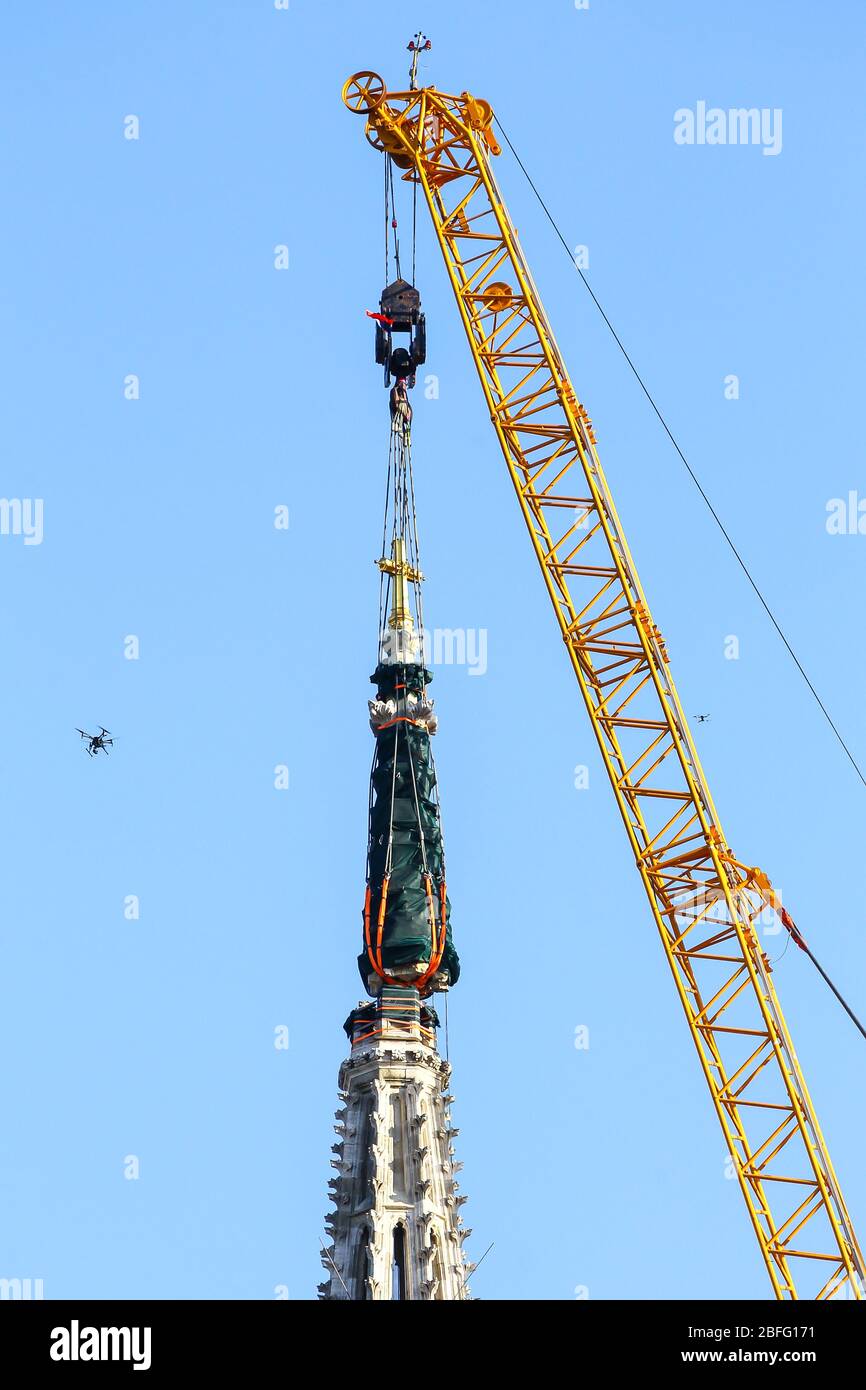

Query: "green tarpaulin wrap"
(358, 661), (460, 992)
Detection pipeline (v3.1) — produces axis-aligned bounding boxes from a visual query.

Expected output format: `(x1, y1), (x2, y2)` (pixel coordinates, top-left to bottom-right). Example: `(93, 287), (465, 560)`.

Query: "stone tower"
(319, 989), (472, 1300)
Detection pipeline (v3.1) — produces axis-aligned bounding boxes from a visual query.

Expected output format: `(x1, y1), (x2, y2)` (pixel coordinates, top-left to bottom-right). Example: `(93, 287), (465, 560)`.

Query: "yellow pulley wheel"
(482, 281), (513, 312)
(473, 98), (494, 129)
(342, 71), (385, 114)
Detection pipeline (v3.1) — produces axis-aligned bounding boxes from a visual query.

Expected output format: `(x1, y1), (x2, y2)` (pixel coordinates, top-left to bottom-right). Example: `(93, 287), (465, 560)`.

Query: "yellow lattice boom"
(342, 70), (864, 1300)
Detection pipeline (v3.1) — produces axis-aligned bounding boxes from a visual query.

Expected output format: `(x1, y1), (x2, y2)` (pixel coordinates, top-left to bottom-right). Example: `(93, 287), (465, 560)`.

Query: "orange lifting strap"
(374, 715), (430, 733)
(363, 874), (447, 994)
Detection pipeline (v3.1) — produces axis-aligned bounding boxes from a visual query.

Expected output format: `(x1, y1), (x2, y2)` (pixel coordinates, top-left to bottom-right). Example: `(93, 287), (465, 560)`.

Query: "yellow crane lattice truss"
(342, 71), (864, 1300)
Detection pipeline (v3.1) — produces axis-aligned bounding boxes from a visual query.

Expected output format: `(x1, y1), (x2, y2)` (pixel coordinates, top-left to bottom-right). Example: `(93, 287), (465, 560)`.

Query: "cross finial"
(377, 537), (424, 632)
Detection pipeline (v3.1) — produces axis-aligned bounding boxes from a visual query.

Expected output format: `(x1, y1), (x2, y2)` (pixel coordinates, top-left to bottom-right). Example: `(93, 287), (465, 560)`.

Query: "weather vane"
(407, 32), (431, 91)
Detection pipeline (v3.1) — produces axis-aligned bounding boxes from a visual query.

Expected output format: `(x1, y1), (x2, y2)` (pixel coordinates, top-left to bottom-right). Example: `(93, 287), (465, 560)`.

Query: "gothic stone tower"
(319, 989), (471, 1300)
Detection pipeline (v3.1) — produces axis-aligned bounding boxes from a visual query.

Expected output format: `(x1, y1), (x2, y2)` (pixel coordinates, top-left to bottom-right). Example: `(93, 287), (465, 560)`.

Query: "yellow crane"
(342, 68), (864, 1301)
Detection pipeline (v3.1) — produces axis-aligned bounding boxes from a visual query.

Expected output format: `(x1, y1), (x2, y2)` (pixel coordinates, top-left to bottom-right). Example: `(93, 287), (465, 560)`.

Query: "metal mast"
(341, 69), (864, 1300)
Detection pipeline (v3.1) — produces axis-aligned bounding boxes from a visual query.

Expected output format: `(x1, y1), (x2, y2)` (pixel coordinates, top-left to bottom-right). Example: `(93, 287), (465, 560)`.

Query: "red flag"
(366, 310), (394, 325)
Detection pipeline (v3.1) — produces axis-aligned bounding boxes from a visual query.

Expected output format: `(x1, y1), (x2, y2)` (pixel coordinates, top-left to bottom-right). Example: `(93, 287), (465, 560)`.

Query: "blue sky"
(1, 0), (865, 1300)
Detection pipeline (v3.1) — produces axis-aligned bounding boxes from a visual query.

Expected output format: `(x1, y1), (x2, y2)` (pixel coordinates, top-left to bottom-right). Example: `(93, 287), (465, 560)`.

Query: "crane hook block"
(375, 279), (427, 384)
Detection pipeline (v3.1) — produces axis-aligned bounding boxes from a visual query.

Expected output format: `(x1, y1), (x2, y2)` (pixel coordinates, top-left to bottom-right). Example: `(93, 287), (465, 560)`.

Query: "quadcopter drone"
(77, 727), (114, 757)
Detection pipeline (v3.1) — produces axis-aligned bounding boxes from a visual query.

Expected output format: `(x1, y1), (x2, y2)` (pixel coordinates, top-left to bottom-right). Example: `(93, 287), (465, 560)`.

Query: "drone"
(693, 714), (711, 724)
(77, 727), (114, 756)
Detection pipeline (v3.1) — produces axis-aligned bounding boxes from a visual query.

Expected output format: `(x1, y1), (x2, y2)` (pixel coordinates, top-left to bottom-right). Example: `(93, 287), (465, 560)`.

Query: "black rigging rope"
(385, 717), (399, 879)
(384, 154), (390, 286)
(388, 159), (402, 280)
(378, 436), (394, 643)
(795, 936), (866, 1044)
(412, 169), (418, 290)
(494, 115), (866, 797)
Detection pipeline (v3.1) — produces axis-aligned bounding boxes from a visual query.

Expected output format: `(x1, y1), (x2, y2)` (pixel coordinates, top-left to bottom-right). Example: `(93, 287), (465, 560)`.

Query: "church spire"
(319, 277), (470, 1300)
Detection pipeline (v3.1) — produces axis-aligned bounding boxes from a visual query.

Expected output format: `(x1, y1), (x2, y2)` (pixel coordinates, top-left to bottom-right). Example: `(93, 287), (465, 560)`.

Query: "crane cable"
(384, 157), (402, 282)
(384, 152), (420, 293)
(778, 908), (866, 1044)
(494, 116), (866, 797)
(493, 115), (866, 1044)
(412, 165), (418, 289)
(383, 154), (389, 286)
